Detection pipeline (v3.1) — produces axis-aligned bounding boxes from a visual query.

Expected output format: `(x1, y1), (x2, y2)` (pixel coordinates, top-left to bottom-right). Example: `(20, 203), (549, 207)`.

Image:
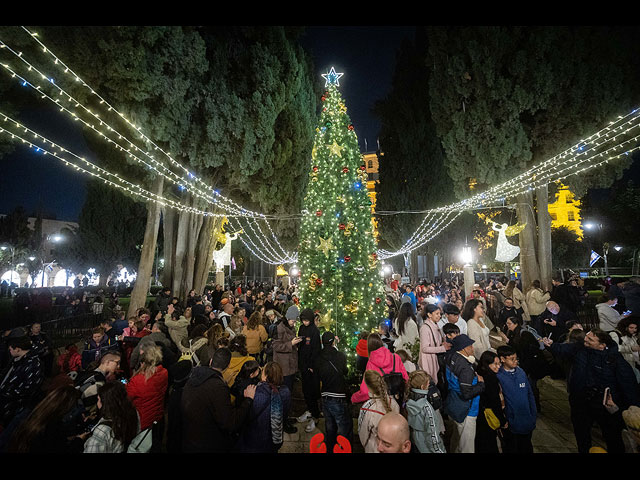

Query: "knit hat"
(285, 305), (300, 320)
(322, 331), (335, 346)
(451, 334), (475, 352)
(300, 308), (315, 322)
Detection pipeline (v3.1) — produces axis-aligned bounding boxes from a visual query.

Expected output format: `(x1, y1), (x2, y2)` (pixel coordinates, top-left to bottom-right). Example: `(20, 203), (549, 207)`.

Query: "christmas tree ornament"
(316, 210), (323, 217)
(315, 277), (323, 286)
(329, 141), (344, 157)
(318, 310), (333, 330)
(342, 166), (349, 173)
(318, 236), (334, 257)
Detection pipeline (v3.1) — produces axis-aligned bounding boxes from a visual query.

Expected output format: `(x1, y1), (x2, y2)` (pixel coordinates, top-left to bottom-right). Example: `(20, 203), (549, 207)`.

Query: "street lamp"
(583, 221), (609, 276)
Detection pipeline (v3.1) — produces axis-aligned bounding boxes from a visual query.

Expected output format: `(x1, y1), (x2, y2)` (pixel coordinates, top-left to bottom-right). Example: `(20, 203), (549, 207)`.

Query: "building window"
(550, 213), (557, 221)
(367, 160), (373, 169)
(567, 211), (575, 221)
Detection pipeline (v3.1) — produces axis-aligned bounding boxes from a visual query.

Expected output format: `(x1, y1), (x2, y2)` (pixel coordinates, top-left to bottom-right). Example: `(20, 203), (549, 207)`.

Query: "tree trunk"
(516, 191), (541, 290)
(128, 175), (164, 318)
(161, 207), (177, 288)
(409, 249), (418, 284)
(536, 184), (553, 292)
(172, 206), (191, 300)
(193, 215), (222, 294)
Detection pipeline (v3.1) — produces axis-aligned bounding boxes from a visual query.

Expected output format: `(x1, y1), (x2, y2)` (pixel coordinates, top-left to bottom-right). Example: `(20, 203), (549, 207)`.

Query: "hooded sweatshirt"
(350, 347), (409, 404)
(406, 388), (446, 453)
(496, 366), (537, 435)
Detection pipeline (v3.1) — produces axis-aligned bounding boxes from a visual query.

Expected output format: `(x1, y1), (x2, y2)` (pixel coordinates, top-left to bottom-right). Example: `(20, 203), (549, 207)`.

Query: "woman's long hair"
(504, 280), (516, 299)
(366, 332), (385, 356)
(8, 385), (81, 453)
(396, 302), (416, 337)
(246, 311), (262, 331)
(477, 351), (499, 377)
(134, 344), (163, 380)
(98, 381), (139, 449)
(363, 370), (392, 413)
(461, 298), (483, 321)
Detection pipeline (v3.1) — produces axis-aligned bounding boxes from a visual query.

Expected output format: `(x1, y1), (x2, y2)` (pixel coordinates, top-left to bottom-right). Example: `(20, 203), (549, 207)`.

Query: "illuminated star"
(318, 236), (334, 257)
(318, 309), (333, 330)
(322, 67), (344, 87)
(328, 140), (343, 157)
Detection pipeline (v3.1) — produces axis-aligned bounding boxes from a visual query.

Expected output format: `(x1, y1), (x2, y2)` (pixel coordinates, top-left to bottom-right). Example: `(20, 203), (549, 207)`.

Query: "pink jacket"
(419, 320), (447, 382)
(351, 347), (409, 404)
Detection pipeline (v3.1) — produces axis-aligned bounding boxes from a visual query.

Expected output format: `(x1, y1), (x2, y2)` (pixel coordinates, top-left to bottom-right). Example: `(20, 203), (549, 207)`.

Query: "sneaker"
(297, 411), (312, 423)
(305, 419), (316, 433)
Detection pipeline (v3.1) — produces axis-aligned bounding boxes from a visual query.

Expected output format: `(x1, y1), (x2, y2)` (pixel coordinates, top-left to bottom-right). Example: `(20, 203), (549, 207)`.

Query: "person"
(393, 302), (419, 352)
(28, 321), (53, 377)
(474, 351), (507, 453)
(155, 287), (172, 314)
(396, 349), (416, 373)
(165, 360), (193, 453)
(217, 301), (234, 330)
(544, 328), (640, 453)
(496, 297), (522, 332)
(180, 347), (256, 453)
(7, 385), (86, 453)
(75, 351), (121, 415)
(378, 322), (395, 351)
(438, 303), (467, 335)
(608, 316), (640, 382)
(496, 345), (537, 453)
(164, 303), (190, 353)
(537, 300), (572, 341)
(242, 311), (268, 362)
(526, 280), (551, 328)
(355, 331), (370, 374)
(0, 329), (43, 428)
(314, 331), (353, 453)
(83, 381), (140, 453)
(235, 361), (291, 453)
(272, 305), (302, 433)
(230, 360), (261, 405)
(222, 334), (254, 388)
(504, 280), (530, 323)
(296, 308), (322, 433)
(351, 333), (409, 405)
(462, 298), (492, 359)
(376, 412), (412, 453)
(129, 320), (173, 372)
(358, 370), (400, 453)
(402, 285), (417, 314)
(57, 343), (83, 379)
(126, 343), (168, 452)
(406, 370), (446, 453)
(597, 291), (630, 333)
(623, 277), (640, 315)
(443, 334), (485, 453)
(419, 304), (451, 389)
(82, 327), (117, 370)
(622, 405), (640, 453)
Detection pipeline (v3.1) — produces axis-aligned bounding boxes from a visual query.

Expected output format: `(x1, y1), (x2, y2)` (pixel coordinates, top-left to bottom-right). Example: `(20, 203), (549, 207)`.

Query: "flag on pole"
(590, 250), (602, 267)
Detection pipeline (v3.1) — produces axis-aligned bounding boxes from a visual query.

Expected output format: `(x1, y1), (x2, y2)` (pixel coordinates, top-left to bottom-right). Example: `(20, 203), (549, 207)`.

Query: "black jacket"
(297, 323), (321, 372)
(314, 346), (349, 397)
(0, 350), (43, 426)
(180, 365), (253, 453)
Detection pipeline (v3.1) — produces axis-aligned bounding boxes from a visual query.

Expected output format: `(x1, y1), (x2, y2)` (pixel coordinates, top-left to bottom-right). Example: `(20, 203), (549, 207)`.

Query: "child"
(378, 322), (395, 352)
(355, 331), (370, 375)
(406, 370), (446, 453)
(230, 360), (261, 406)
(442, 322), (460, 341)
(357, 370), (399, 453)
(396, 349), (417, 373)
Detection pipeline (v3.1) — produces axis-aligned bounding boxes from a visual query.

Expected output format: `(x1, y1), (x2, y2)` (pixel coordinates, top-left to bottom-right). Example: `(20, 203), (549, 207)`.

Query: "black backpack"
(379, 355), (405, 400)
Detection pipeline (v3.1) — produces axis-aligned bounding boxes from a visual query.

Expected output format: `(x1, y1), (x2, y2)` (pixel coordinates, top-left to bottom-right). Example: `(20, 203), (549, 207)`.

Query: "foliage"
(0, 206), (36, 271)
(550, 226), (587, 269)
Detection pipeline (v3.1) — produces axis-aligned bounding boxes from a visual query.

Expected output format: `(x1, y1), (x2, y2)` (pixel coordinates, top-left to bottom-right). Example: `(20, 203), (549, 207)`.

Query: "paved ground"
(280, 376), (606, 453)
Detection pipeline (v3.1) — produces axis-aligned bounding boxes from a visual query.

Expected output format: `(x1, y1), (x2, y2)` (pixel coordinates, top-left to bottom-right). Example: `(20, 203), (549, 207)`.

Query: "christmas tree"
(298, 67), (386, 366)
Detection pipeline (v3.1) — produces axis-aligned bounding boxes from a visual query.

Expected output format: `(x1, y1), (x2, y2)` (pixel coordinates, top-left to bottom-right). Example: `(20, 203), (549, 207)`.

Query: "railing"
(41, 311), (106, 349)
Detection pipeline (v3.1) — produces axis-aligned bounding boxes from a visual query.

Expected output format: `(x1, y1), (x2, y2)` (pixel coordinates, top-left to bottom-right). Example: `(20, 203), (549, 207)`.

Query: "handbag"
(483, 408), (501, 430)
(127, 422), (155, 453)
(379, 356), (405, 398)
(443, 387), (470, 423)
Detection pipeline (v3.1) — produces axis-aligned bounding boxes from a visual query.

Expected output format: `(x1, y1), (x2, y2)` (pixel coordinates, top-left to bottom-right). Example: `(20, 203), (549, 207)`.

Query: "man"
(496, 345), (537, 453)
(497, 297), (522, 331)
(155, 287), (172, 314)
(443, 334), (485, 453)
(437, 303), (467, 336)
(28, 321), (53, 376)
(191, 295), (206, 319)
(537, 301), (573, 340)
(81, 327), (117, 369)
(181, 347), (256, 452)
(314, 331), (353, 453)
(273, 305), (302, 434)
(551, 275), (577, 315)
(217, 301), (234, 330)
(75, 350), (121, 416)
(296, 308), (322, 433)
(99, 319), (118, 342)
(596, 291), (630, 333)
(377, 412), (412, 453)
(623, 277), (640, 316)
(544, 328), (640, 453)
(402, 285), (417, 314)
(0, 329), (43, 428)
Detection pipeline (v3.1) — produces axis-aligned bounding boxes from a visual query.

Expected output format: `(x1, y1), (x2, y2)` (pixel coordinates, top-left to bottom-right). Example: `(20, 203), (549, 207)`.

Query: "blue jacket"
(550, 341), (640, 410)
(445, 352), (483, 417)
(496, 367), (537, 434)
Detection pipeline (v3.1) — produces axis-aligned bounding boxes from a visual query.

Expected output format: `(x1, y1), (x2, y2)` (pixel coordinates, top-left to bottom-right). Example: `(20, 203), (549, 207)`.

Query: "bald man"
(538, 300), (573, 339)
(377, 412), (412, 453)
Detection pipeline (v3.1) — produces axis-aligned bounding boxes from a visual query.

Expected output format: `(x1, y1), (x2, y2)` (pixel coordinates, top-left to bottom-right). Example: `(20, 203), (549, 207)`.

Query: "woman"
(84, 382), (140, 453)
(223, 335), (254, 387)
(462, 299), (493, 359)
(226, 314), (244, 339)
(357, 370), (400, 453)
(126, 344), (168, 432)
(351, 333), (409, 405)
(230, 360), (261, 405)
(474, 351), (507, 453)
(610, 317), (640, 382)
(235, 362), (291, 453)
(394, 302), (419, 352)
(419, 304), (451, 385)
(164, 304), (189, 353)
(182, 324), (210, 366)
(504, 280), (530, 323)
(8, 385), (86, 453)
(243, 311), (268, 360)
(525, 280), (550, 328)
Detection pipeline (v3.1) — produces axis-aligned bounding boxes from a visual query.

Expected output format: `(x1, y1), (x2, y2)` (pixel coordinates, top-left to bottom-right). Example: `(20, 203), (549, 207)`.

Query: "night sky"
(0, 26), (416, 222)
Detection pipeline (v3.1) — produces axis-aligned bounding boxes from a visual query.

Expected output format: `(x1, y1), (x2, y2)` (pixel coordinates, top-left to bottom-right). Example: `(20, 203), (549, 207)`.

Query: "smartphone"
(120, 378), (128, 385)
(603, 387), (610, 405)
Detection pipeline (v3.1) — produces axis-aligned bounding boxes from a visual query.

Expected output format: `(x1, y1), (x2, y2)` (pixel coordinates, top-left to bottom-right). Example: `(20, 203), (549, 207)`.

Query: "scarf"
(270, 385), (283, 445)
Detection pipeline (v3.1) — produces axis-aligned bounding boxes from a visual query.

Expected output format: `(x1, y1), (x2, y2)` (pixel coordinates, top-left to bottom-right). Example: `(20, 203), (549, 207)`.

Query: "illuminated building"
(547, 183), (583, 239)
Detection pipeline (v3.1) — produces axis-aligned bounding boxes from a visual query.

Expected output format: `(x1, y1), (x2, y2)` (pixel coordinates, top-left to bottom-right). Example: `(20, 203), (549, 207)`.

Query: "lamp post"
(584, 221), (609, 276)
(460, 244), (475, 298)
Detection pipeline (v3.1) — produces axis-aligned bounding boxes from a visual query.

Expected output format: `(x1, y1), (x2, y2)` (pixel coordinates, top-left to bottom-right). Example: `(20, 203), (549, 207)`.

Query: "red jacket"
(126, 365), (168, 430)
(351, 347), (409, 404)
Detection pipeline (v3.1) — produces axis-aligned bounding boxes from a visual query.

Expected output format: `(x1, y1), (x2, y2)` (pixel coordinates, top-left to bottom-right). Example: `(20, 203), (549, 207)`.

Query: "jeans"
(322, 396), (353, 453)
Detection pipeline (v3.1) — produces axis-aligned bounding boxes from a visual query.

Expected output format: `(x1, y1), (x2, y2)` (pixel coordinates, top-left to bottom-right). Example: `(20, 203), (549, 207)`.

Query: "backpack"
(178, 339), (201, 367)
(379, 355), (405, 400)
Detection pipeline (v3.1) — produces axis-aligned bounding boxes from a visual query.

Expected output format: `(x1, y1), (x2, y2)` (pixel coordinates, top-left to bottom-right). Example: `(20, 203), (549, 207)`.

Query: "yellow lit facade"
(548, 183), (583, 239)
(362, 151), (381, 238)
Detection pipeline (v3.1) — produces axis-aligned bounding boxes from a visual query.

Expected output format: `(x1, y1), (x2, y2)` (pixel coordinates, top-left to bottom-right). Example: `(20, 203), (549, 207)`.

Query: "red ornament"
(312, 166), (319, 172)
(360, 165), (366, 171)
(316, 210), (323, 217)
(342, 167), (349, 173)
(348, 124), (354, 130)
(338, 223), (346, 230)
(372, 253), (377, 259)
(315, 277), (323, 286)
(344, 256), (351, 262)
(375, 297), (381, 304)
(321, 96), (326, 102)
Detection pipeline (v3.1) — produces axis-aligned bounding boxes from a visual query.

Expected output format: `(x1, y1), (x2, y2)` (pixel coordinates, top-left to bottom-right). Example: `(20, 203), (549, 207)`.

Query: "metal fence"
(41, 311), (106, 350)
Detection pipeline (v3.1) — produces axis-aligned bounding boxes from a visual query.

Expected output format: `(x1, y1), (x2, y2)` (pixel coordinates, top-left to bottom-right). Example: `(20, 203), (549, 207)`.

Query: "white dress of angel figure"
(213, 232), (240, 272)
(492, 222), (523, 262)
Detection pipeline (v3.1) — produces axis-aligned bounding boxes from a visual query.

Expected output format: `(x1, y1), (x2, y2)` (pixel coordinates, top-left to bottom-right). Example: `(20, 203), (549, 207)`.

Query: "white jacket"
(525, 288), (550, 317)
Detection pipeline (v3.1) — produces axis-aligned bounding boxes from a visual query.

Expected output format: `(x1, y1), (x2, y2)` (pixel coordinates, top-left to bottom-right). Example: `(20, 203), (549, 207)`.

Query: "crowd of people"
(0, 274), (639, 454)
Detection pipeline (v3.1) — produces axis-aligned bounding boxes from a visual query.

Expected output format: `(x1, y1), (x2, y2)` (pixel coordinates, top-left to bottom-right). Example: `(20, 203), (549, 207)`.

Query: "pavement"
(281, 376), (606, 454)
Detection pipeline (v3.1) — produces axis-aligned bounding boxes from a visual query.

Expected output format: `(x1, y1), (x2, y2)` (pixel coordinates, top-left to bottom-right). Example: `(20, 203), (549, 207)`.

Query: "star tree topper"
(322, 67), (344, 87)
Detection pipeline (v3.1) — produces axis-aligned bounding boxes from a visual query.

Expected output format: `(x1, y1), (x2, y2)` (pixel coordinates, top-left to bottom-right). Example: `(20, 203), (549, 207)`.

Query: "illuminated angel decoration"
(491, 222), (526, 262)
(213, 230), (242, 272)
